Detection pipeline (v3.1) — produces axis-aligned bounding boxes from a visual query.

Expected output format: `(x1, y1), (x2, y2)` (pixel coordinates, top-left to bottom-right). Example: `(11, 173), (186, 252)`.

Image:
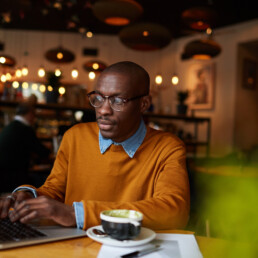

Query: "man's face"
(94, 72), (144, 142)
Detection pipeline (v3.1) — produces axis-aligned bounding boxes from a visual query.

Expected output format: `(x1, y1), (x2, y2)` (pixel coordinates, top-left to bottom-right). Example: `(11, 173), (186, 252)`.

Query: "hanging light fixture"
(21, 65), (29, 76)
(55, 68), (62, 77)
(119, 22), (172, 51)
(88, 71), (96, 80)
(38, 67), (46, 77)
(83, 60), (107, 73)
(71, 68), (79, 79)
(155, 74), (163, 85)
(181, 6), (217, 31)
(15, 68), (22, 78)
(92, 0), (143, 26)
(45, 47), (75, 63)
(0, 54), (16, 67)
(181, 35), (221, 60)
(171, 74), (179, 85)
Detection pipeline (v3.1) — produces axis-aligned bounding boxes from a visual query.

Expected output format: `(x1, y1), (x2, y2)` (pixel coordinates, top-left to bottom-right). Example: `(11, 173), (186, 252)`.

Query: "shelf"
(144, 112), (210, 122)
(0, 100), (91, 112)
(144, 112), (211, 157)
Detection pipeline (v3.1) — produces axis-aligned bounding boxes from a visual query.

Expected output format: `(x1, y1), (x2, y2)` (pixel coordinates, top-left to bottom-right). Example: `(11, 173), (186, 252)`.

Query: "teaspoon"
(92, 228), (107, 238)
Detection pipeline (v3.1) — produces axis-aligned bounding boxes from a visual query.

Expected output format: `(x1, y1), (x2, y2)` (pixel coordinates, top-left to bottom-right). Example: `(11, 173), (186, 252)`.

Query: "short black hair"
(16, 103), (35, 116)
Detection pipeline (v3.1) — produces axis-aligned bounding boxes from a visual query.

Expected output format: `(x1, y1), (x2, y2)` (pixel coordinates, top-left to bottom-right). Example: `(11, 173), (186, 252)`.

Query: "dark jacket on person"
(0, 119), (50, 193)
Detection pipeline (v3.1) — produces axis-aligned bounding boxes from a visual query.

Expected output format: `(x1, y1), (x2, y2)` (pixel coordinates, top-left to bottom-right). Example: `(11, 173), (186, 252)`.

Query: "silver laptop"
(0, 218), (86, 250)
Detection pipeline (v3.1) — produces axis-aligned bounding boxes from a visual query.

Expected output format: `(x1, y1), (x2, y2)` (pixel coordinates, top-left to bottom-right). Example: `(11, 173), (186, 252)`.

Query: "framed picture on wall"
(187, 62), (216, 110)
(242, 58), (257, 90)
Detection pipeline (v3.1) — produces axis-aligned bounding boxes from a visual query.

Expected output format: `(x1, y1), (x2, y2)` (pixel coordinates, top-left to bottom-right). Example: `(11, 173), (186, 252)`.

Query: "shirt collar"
(99, 119), (146, 158)
(14, 115), (30, 126)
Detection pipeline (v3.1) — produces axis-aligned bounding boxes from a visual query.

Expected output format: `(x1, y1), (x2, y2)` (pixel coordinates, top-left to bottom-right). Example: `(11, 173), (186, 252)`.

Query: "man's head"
(89, 61), (151, 142)
(16, 100), (36, 126)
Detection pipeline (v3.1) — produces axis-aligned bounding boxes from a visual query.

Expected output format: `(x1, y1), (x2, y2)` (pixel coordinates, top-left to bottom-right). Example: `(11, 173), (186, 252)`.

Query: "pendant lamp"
(119, 22), (171, 51)
(181, 6), (217, 31)
(92, 0), (143, 26)
(181, 38), (221, 60)
(45, 47), (75, 63)
(83, 60), (107, 73)
(0, 54), (16, 67)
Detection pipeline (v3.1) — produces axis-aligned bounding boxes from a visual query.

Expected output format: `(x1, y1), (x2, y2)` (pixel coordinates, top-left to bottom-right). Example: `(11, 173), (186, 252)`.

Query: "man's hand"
(9, 196), (76, 227)
(0, 191), (33, 219)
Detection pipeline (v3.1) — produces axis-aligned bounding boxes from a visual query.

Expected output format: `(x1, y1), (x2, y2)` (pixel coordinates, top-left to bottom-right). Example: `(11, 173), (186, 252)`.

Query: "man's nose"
(97, 98), (113, 115)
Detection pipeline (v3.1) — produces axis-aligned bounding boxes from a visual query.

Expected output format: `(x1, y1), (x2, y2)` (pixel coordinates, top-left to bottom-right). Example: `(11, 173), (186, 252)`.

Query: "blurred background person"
(0, 95), (51, 194)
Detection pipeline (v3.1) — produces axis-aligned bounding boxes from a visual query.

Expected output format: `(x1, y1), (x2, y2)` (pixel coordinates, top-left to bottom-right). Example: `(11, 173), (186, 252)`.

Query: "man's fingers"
(20, 210), (38, 223)
(9, 197), (50, 223)
(0, 196), (13, 218)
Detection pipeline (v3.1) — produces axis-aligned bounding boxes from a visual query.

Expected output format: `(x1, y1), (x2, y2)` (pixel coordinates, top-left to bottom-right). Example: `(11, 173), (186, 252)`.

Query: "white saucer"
(86, 225), (156, 247)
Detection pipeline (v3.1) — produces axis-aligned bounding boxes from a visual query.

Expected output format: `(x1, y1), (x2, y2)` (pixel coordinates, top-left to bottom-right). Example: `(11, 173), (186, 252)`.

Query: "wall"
(1, 19), (258, 156)
(234, 41), (258, 151)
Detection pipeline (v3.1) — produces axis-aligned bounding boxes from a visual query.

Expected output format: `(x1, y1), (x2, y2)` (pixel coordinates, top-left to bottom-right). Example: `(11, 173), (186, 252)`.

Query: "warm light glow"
(197, 21), (204, 27)
(12, 81), (19, 88)
(89, 71), (96, 80)
(155, 75), (162, 85)
(143, 30), (149, 37)
(86, 31), (93, 38)
(39, 84), (46, 93)
(58, 86), (66, 95)
(6, 73), (12, 80)
(55, 68), (62, 77)
(21, 66), (29, 76)
(22, 82), (29, 89)
(31, 83), (38, 90)
(38, 67), (45, 77)
(71, 69), (78, 79)
(193, 54), (211, 60)
(57, 52), (63, 59)
(74, 111), (84, 122)
(171, 75), (179, 85)
(0, 74), (6, 82)
(15, 69), (22, 78)
(105, 17), (129, 26)
(0, 57), (6, 64)
(48, 85), (53, 92)
(206, 27), (213, 35)
(92, 63), (99, 70)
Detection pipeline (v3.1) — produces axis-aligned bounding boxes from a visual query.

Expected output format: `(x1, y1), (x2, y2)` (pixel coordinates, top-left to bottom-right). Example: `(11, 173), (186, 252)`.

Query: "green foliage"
(192, 163), (258, 258)
(46, 71), (62, 88)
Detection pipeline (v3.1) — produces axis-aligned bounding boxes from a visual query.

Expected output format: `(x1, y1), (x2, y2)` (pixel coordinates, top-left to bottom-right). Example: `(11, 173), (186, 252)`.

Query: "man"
(0, 61), (190, 231)
(0, 97), (50, 193)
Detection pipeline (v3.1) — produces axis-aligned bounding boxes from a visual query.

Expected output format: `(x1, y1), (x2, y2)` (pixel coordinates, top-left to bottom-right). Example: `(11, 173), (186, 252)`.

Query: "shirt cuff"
(12, 186), (38, 198)
(73, 202), (85, 229)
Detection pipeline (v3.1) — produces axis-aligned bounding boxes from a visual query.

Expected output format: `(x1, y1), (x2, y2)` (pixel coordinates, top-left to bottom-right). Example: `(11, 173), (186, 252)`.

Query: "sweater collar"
(99, 119), (146, 158)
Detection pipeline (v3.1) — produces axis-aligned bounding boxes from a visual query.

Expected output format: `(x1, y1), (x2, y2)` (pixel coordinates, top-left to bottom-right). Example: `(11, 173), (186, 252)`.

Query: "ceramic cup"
(100, 209), (143, 240)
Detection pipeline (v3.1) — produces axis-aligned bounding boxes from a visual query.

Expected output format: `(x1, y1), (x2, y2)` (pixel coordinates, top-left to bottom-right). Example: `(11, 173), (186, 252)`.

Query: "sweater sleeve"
(82, 143), (190, 231)
(36, 134), (69, 202)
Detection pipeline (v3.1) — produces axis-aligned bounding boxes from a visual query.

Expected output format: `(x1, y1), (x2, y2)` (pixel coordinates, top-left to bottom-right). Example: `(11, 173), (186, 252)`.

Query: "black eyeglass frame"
(87, 90), (148, 110)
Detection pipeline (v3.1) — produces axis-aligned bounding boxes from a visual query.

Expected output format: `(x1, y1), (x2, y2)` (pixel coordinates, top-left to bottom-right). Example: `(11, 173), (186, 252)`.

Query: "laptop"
(0, 217), (86, 250)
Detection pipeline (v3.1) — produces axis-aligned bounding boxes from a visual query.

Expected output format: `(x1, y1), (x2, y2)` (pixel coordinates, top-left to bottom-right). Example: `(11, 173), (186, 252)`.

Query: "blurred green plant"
(192, 164), (258, 258)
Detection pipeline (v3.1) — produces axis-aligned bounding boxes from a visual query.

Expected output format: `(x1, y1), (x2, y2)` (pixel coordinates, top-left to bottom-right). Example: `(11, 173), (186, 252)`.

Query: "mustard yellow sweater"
(37, 122), (190, 230)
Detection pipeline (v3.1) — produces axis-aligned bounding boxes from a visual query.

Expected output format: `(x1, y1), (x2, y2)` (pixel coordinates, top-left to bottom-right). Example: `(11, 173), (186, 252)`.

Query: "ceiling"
(0, 0), (257, 39)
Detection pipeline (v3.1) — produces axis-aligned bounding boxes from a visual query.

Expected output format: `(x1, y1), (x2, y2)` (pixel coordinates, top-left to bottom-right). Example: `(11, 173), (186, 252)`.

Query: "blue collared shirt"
(99, 119), (146, 158)
(74, 119), (146, 228)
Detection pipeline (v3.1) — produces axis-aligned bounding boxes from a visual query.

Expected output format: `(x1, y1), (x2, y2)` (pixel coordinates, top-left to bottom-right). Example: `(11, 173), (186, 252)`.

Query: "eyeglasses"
(87, 91), (147, 112)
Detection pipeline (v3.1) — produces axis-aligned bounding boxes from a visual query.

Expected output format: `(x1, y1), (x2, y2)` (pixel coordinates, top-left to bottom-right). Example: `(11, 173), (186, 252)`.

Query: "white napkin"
(98, 233), (203, 258)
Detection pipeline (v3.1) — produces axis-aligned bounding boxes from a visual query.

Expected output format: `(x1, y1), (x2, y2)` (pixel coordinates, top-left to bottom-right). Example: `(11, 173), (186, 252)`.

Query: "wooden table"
(0, 230), (257, 258)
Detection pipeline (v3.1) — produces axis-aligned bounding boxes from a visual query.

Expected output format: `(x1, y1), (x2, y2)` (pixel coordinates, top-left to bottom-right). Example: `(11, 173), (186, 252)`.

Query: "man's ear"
(140, 95), (152, 113)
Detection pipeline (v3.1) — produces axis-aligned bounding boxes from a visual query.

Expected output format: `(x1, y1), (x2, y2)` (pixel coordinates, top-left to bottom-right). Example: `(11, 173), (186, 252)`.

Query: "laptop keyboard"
(0, 217), (46, 242)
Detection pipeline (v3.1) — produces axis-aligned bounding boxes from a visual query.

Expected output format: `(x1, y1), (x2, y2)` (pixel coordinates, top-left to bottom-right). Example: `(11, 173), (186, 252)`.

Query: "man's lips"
(97, 118), (115, 130)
